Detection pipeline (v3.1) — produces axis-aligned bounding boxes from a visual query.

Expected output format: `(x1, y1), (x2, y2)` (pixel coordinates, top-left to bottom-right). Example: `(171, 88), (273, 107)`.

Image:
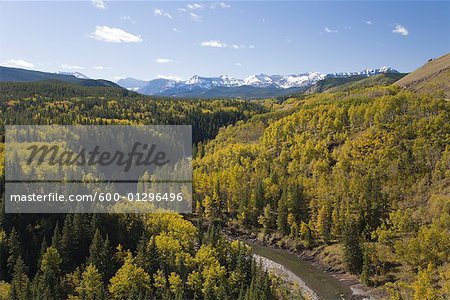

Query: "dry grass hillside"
(395, 52), (450, 98)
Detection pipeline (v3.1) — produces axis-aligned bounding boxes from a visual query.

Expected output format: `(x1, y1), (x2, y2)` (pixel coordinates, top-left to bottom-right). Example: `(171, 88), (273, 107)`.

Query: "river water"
(251, 243), (358, 300)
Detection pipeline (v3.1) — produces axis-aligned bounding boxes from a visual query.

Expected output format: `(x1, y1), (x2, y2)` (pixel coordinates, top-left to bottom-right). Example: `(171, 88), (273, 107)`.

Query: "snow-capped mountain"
(243, 74), (274, 87)
(184, 75), (243, 88)
(57, 72), (89, 79)
(239, 73), (326, 88)
(327, 67), (399, 78)
(116, 67), (398, 98)
(269, 72), (326, 88)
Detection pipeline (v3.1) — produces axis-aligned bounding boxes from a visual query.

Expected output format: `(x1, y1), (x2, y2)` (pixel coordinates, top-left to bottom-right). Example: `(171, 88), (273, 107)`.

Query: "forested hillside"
(0, 81), (266, 143)
(0, 77), (449, 299)
(193, 86), (450, 299)
(0, 67), (120, 88)
(0, 84), (292, 300)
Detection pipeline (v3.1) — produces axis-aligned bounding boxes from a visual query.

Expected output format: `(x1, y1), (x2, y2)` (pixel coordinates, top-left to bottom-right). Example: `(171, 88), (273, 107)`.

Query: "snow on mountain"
(57, 72), (89, 79)
(169, 73), (325, 90)
(244, 74), (275, 87)
(218, 75), (244, 87)
(242, 73), (326, 89)
(327, 67), (399, 78)
(183, 75), (244, 89)
(272, 72), (326, 89)
(115, 66), (399, 97)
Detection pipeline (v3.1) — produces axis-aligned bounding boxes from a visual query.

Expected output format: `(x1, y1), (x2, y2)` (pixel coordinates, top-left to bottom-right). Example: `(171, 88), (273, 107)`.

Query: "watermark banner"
(5, 125), (192, 213)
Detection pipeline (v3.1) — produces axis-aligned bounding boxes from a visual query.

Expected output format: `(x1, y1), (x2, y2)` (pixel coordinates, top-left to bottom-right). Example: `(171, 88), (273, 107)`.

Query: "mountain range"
(0, 65), (400, 98)
(117, 67), (399, 98)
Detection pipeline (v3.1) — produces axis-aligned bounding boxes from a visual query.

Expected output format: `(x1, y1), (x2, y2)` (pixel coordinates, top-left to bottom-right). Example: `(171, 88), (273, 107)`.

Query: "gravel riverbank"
(254, 253), (319, 300)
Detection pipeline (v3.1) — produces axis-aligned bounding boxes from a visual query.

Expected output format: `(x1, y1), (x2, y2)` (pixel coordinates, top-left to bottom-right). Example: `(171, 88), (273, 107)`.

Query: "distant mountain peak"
(57, 71), (89, 79)
(244, 74), (274, 87)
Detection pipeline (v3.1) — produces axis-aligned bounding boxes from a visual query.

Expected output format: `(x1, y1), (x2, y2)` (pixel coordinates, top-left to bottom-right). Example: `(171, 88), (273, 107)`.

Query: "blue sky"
(0, 1), (449, 81)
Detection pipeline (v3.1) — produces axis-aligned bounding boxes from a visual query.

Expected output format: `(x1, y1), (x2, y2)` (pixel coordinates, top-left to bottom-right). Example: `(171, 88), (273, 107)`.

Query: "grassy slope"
(395, 52), (450, 98)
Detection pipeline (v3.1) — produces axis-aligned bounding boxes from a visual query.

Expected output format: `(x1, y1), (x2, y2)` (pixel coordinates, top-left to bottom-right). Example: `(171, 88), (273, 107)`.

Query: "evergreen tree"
(360, 246), (371, 286)
(72, 214), (88, 266)
(276, 190), (288, 235)
(61, 215), (74, 272)
(37, 237), (47, 272)
(343, 221), (363, 274)
(252, 180), (265, 222)
(7, 228), (21, 280)
(10, 256), (30, 300)
(88, 229), (104, 270)
(51, 222), (61, 254)
(287, 183), (306, 220)
(134, 234), (149, 274)
(101, 235), (113, 281)
(88, 229), (112, 282)
(36, 247), (62, 300)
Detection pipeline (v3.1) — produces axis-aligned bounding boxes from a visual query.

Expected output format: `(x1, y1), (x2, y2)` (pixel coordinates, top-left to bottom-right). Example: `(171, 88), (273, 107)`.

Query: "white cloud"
(92, 0), (106, 9)
(200, 40), (227, 48)
(324, 27), (338, 33)
(93, 66), (111, 70)
(90, 26), (142, 43)
(200, 41), (254, 49)
(235, 62), (242, 67)
(62, 64), (84, 70)
(157, 75), (182, 81)
(211, 2), (231, 9)
(120, 15), (136, 24)
(2, 59), (34, 69)
(178, 4), (206, 21)
(173, 28), (182, 33)
(190, 12), (202, 22)
(393, 24), (409, 36)
(365, 20), (372, 25)
(178, 4), (204, 21)
(154, 8), (172, 19)
(187, 3), (203, 10)
(156, 58), (175, 64)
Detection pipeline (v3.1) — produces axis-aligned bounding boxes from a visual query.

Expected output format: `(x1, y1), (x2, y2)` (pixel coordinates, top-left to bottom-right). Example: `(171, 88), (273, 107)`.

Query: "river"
(250, 243), (373, 300)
